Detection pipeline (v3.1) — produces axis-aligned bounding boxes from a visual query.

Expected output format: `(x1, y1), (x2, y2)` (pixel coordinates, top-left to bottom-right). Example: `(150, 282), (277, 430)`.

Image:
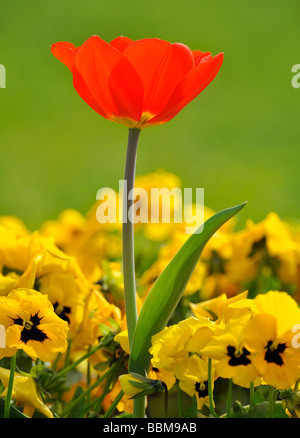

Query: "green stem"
(122, 129), (145, 419)
(207, 358), (216, 417)
(52, 352), (61, 372)
(249, 381), (255, 408)
(4, 354), (16, 418)
(45, 338), (111, 390)
(267, 387), (278, 418)
(86, 371), (113, 414)
(103, 390), (124, 418)
(133, 394), (146, 418)
(86, 346), (92, 407)
(122, 128), (140, 348)
(164, 386), (169, 418)
(60, 357), (122, 417)
(226, 379), (233, 417)
(86, 352), (125, 415)
(64, 339), (72, 368)
(60, 374), (107, 417)
(178, 386), (183, 418)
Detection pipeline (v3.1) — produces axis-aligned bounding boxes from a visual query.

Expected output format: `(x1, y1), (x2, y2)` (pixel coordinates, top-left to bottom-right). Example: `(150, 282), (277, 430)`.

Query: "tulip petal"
(72, 66), (112, 119)
(123, 38), (170, 111)
(124, 39), (194, 114)
(108, 56), (144, 122)
(110, 36), (133, 53)
(51, 36), (224, 128)
(73, 35), (143, 123)
(149, 52), (224, 125)
(73, 36), (122, 117)
(192, 50), (211, 67)
(149, 42), (195, 115)
(51, 42), (78, 71)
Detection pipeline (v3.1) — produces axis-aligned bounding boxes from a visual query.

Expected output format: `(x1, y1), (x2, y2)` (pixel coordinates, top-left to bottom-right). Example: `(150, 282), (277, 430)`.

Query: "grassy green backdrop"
(0, 0), (299, 230)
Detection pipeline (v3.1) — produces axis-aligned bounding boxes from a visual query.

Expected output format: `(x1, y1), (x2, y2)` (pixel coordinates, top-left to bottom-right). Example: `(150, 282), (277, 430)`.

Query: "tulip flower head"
(51, 36), (223, 129)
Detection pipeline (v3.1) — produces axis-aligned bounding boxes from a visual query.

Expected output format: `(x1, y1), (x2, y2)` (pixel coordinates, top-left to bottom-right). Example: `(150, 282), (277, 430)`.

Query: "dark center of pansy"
(12, 312), (48, 344)
(53, 302), (71, 324)
(195, 380), (208, 398)
(227, 345), (251, 366)
(264, 340), (286, 366)
(2, 266), (23, 277)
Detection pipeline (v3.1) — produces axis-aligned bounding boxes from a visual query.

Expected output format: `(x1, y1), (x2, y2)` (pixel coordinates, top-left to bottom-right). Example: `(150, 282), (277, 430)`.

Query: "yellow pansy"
(135, 168), (182, 239)
(190, 290), (251, 322)
(37, 266), (88, 338)
(244, 291), (300, 389)
(40, 209), (87, 251)
(0, 222), (102, 339)
(0, 288), (69, 361)
(71, 289), (122, 352)
(232, 213), (298, 287)
(149, 317), (206, 372)
(200, 315), (261, 388)
(148, 367), (176, 391)
(41, 205), (122, 284)
(0, 216), (30, 237)
(0, 367), (53, 418)
(175, 355), (214, 410)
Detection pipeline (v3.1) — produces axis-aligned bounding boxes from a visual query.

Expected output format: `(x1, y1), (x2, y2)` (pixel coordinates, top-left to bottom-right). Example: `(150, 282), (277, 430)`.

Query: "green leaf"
(0, 398), (29, 418)
(129, 202), (247, 375)
(246, 401), (268, 418)
(253, 389), (265, 405)
(273, 402), (289, 418)
(69, 386), (86, 418)
(93, 360), (110, 372)
(183, 396), (198, 418)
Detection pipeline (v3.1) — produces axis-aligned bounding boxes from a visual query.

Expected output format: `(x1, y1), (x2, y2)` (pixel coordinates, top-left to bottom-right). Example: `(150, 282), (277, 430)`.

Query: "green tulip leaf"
(129, 202), (247, 375)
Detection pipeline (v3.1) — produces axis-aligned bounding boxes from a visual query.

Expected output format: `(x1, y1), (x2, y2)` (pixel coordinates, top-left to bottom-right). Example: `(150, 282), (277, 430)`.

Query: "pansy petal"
(244, 313), (277, 352)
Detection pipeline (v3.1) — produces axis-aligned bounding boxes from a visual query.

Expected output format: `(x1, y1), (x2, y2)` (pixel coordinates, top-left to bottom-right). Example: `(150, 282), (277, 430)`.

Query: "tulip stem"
(122, 128), (140, 349)
(123, 128), (145, 418)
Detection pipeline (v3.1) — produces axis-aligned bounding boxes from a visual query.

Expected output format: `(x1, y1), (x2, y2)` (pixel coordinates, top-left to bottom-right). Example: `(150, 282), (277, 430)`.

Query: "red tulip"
(51, 36), (223, 129)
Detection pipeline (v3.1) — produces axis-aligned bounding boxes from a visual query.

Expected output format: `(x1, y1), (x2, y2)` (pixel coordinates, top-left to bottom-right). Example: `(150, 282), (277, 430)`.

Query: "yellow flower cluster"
(149, 291), (300, 409)
(35, 170), (300, 308)
(140, 210), (300, 302)
(0, 215), (124, 416)
(1, 169), (300, 417)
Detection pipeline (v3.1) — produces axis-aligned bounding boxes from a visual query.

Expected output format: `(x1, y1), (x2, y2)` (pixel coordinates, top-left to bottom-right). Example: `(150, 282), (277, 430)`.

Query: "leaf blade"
(129, 202), (247, 375)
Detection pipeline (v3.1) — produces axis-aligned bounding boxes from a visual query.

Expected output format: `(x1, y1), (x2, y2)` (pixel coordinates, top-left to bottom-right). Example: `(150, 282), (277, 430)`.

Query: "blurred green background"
(0, 0), (299, 231)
